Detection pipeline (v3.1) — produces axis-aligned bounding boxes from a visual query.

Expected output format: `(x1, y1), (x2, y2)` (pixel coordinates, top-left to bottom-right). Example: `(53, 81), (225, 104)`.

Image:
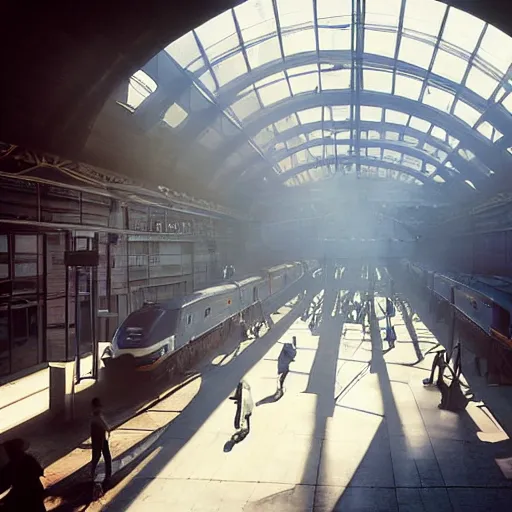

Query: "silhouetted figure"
(0, 438), (45, 511)
(90, 397), (112, 485)
(230, 380), (254, 440)
(277, 336), (297, 392)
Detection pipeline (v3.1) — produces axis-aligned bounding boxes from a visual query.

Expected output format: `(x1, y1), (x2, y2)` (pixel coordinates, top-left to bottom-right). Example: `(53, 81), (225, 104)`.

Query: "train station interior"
(2, 0), (512, 510)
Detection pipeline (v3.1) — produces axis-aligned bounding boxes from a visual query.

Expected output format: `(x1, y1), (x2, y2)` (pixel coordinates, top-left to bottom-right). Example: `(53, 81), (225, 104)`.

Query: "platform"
(71, 272), (511, 511)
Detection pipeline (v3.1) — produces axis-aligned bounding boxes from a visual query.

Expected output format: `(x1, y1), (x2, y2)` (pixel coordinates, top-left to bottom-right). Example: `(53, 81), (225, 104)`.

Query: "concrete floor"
(96, 270), (512, 511)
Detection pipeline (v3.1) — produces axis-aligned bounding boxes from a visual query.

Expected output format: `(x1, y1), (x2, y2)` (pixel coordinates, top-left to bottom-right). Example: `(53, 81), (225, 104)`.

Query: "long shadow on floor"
(54, 292), (313, 511)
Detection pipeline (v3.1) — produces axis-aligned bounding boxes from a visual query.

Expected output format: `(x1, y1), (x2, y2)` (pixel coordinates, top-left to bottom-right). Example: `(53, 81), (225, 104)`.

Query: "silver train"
(105, 261), (316, 371)
(400, 259), (512, 351)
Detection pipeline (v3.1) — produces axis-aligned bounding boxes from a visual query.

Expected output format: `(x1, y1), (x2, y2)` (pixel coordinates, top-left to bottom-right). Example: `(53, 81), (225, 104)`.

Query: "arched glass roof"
(125, 0), (512, 199)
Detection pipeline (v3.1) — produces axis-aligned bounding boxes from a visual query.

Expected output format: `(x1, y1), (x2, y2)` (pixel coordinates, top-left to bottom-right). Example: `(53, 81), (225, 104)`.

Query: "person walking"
(230, 380), (254, 440)
(90, 397), (112, 486)
(277, 336), (297, 393)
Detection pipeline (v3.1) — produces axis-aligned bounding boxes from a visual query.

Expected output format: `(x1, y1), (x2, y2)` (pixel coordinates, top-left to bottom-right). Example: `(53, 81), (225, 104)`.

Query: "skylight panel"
(363, 70), (392, 93)
(399, 36), (434, 69)
(448, 136), (459, 148)
(503, 94), (512, 115)
(308, 130), (323, 140)
(478, 24), (512, 75)
(321, 69), (351, 90)
(331, 105), (350, 121)
(423, 86), (454, 113)
(196, 11), (238, 62)
(464, 66), (499, 100)
(361, 106), (382, 122)
(277, 0), (314, 29)
(383, 149), (401, 162)
(433, 175), (446, 183)
(395, 75), (423, 101)
(231, 89), (260, 119)
(163, 103), (188, 128)
(368, 130), (380, 140)
(124, 70), (157, 110)
(385, 131), (399, 141)
(254, 126), (276, 147)
(318, 26), (352, 50)
(364, 30), (397, 58)
(442, 8), (484, 52)
(246, 36), (282, 69)
(367, 147), (381, 158)
(431, 126), (446, 141)
(165, 31), (202, 69)
(297, 107), (322, 124)
(454, 100), (481, 126)
(289, 64), (319, 77)
(274, 114), (299, 132)
(316, 0), (352, 21)
(365, 0), (401, 27)
(476, 121), (496, 140)
(403, 135), (418, 145)
(282, 29), (316, 57)
(425, 163), (437, 175)
(290, 72), (319, 95)
(198, 70), (216, 92)
(403, 155), (422, 170)
(213, 52), (248, 87)
(278, 156), (293, 173)
(235, 0), (276, 43)
(286, 135), (307, 150)
(385, 110), (409, 124)
(409, 117), (431, 132)
(432, 50), (468, 83)
(403, 0), (446, 37)
(458, 148), (476, 161)
(258, 79), (290, 107)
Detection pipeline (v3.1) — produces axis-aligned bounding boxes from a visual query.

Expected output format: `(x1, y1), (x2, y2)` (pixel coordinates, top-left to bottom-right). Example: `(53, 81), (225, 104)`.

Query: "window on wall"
(204, 307), (211, 318)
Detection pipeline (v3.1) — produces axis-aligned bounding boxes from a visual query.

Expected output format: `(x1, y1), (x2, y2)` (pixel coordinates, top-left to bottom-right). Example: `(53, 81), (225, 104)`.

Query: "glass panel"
(195, 10), (238, 61)
(213, 52), (248, 87)
(331, 105), (350, 121)
(125, 70), (157, 110)
(0, 305), (8, 376)
(478, 24), (512, 75)
(383, 149), (401, 162)
(165, 31), (202, 69)
(395, 75), (423, 100)
(386, 110), (409, 124)
(321, 68), (351, 90)
(363, 70), (392, 93)
(404, 134), (418, 145)
(290, 73), (319, 95)
(432, 50), (468, 83)
(477, 121), (493, 140)
(282, 28), (316, 56)
(431, 126), (446, 141)
(503, 94), (512, 115)
(254, 126), (277, 147)
(231, 88), (261, 119)
(365, 0), (402, 27)
(403, 155), (422, 170)
(365, 30), (397, 58)
(308, 130), (323, 140)
(361, 106), (382, 121)
(423, 86), (454, 112)
(236, 0), (276, 43)
(385, 131), (399, 141)
(403, 0), (446, 37)
(0, 235), (7, 280)
(289, 64), (319, 77)
(246, 36), (282, 69)
(197, 70), (216, 92)
(466, 66), (499, 99)
(442, 7), (484, 52)
(287, 134), (308, 149)
(277, 0), (314, 29)
(163, 103), (188, 128)
(275, 114), (299, 132)
(409, 117), (431, 132)
(258, 80), (290, 107)
(11, 302), (39, 373)
(298, 107), (322, 124)
(454, 100), (481, 126)
(433, 175), (446, 183)
(367, 147), (381, 158)
(318, 27), (351, 50)
(399, 36), (434, 68)
(368, 130), (380, 139)
(316, 0), (352, 21)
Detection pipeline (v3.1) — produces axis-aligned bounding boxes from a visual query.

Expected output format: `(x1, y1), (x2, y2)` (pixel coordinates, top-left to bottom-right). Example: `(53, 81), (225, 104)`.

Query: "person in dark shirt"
(90, 397), (112, 485)
(0, 438), (45, 512)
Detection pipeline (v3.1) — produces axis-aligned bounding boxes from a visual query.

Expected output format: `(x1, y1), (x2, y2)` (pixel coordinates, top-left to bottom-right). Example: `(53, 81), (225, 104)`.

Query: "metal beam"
(208, 90), (508, 176)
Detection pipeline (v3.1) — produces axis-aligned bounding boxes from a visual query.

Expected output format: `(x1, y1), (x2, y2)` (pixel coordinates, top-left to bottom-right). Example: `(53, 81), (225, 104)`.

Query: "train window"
(204, 307), (211, 318)
(187, 314), (193, 325)
(252, 287), (258, 302)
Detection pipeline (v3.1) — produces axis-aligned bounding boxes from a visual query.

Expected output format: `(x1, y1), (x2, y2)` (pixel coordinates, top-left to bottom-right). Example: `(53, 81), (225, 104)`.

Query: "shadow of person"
(256, 390), (283, 406)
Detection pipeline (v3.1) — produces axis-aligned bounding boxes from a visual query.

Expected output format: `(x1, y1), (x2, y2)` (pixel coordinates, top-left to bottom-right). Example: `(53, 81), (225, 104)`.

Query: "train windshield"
(115, 307), (177, 348)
